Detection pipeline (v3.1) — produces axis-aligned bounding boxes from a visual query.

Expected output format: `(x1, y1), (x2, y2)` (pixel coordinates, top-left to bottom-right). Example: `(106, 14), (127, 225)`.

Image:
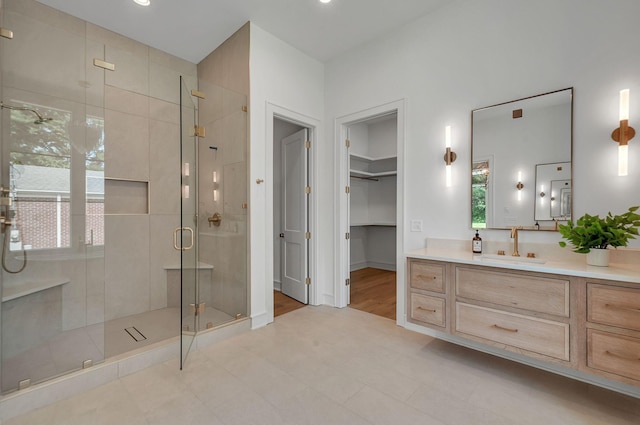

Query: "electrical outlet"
(410, 220), (423, 232)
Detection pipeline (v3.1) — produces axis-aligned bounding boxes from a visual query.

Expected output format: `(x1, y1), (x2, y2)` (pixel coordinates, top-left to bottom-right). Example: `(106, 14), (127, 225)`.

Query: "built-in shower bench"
(1, 278), (69, 302)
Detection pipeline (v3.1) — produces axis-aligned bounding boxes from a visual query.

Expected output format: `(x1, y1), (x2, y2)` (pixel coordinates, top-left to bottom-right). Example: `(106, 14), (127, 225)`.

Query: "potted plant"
(558, 206), (640, 266)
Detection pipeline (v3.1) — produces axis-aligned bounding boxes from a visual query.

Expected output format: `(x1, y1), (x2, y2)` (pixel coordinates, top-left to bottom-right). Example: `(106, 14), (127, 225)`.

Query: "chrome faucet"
(510, 226), (522, 257)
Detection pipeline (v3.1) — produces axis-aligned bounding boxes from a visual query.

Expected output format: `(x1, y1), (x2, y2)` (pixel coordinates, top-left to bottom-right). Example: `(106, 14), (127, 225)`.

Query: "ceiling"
(35, 0), (449, 64)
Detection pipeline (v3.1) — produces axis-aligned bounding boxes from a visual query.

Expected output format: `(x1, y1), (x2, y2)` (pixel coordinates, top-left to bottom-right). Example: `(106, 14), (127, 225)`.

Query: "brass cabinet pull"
(492, 324), (518, 333)
(605, 350), (640, 361)
(605, 303), (640, 313)
(416, 274), (437, 281)
(417, 306), (437, 313)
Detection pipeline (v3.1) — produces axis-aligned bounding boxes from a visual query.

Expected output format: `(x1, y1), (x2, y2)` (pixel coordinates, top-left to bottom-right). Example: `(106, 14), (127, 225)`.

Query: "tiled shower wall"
(1, 0), (197, 329)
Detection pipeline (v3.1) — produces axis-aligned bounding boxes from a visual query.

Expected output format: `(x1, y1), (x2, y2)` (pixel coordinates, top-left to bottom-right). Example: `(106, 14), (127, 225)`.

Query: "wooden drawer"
(410, 293), (445, 327)
(588, 284), (640, 332)
(455, 303), (569, 361)
(588, 329), (640, 381)
(456, 267), (569, 317)
(409, 260), (445, 293)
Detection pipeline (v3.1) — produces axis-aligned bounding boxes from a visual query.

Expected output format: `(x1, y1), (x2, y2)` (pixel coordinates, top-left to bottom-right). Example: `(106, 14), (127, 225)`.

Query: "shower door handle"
(173, 227), (194, 251)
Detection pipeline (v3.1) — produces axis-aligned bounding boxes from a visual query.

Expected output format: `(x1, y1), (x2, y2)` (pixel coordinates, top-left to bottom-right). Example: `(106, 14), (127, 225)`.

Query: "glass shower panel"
(179, 76), (198, 367)
(0, 0), (105, 394)
(196, 81), (248, 330)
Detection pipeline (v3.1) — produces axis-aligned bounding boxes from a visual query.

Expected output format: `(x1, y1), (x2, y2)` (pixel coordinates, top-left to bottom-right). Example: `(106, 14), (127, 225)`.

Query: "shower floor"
(105, 307), (235, 358)
(2, 306), (235, 394)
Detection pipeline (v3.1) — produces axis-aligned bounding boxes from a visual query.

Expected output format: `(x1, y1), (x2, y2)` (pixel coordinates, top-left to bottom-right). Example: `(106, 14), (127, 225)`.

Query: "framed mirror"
(471, 88), (573, 230)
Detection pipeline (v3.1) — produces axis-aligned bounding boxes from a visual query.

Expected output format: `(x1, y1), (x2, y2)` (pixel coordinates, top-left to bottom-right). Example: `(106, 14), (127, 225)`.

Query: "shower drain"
(124, 326), (147, 342)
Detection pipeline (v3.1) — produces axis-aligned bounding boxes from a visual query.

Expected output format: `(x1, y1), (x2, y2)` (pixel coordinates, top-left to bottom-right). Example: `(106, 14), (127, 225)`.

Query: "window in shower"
(7, 103), (105, 249)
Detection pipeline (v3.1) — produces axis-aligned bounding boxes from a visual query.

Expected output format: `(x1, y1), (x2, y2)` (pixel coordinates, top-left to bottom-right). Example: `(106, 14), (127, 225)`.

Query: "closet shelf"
(349, 153), (397, 163)
(349, 169), (397, 178)
(350, 222), (396, 227)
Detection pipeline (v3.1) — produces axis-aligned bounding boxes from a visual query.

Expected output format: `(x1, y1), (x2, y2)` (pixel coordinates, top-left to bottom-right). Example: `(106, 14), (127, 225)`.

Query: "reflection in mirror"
(535, 162), (571, 221)
(471, 88), (573, 230)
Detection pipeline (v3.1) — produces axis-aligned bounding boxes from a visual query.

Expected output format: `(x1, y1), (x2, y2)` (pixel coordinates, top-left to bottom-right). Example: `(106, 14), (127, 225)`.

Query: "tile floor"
(5, 306), (640, 425)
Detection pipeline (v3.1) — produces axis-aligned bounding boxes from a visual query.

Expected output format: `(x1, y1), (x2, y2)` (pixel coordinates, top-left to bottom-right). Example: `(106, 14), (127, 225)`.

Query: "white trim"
(265, 103), (321, 322)
(334, 99), (406, 327)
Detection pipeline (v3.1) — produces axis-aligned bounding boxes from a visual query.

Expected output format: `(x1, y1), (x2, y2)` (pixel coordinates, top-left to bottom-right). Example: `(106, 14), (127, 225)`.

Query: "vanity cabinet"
(407, 259), (448, 330)
(586, 283), (640, 384)
(404, 253), (640, 395)
(453, 266), (572, 363)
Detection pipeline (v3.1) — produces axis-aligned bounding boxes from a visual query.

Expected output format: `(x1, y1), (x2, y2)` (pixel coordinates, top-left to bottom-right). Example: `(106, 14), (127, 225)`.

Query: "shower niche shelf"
(104, 178), (149, 215)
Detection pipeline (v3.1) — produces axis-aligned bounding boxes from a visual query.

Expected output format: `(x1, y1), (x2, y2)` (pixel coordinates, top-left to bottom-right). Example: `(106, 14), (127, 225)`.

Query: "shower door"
(179, 76), (198, 367)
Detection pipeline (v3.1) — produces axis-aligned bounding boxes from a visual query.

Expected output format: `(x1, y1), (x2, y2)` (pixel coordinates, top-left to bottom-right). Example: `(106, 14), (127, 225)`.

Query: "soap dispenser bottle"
(472, 230), (482, 254)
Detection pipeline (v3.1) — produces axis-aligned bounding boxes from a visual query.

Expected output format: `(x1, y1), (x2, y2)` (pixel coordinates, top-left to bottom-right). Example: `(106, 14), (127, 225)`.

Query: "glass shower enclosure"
(0, 0), (248, 394)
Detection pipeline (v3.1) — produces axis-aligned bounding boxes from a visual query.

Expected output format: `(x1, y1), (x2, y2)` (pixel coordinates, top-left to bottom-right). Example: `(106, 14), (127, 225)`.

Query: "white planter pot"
(587, 248), (610, 267)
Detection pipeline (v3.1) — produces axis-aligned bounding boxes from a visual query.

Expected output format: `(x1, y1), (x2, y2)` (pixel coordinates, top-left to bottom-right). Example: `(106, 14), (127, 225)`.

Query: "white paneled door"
(280, 129), (309, 304)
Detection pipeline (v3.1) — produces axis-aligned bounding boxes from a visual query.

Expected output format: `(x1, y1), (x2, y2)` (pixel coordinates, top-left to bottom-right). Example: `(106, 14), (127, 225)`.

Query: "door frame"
(265, 103), (320, 319)
(334, 99), (406, 325)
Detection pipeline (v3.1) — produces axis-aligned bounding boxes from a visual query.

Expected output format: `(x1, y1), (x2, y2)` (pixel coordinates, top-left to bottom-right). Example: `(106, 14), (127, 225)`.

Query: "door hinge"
(345, 139), (351, 148)
(189, 303), (206, 316)
(305, 140), (311, 149)
(191, 89), (205, 99)
(305, 186), (311, 194)
(93, 58), (115, 71)
(305, 277), (311, 285)
(345, 186), (350, 194)
(194, 126), (206, 138)
(242, 105), (248, 112)
(0, 28), (14, 39)
(305, 232), (311, 240)
(242, 203), (248, 209)
(345, 278), (351, 286)
(345, 232), (350, 240)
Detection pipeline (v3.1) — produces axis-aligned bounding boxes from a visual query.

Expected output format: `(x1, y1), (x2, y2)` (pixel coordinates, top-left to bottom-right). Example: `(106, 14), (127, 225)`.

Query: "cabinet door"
(456, 267), (569, 317)
(409, 260), (445, 293)
(410, 293), (445, 327)
(588, 284), (640, 332)
(456, 303), (570, 361)
(588, 329), (640, 381)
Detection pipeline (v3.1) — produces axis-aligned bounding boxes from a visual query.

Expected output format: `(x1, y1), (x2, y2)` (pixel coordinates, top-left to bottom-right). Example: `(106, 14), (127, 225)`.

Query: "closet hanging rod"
(350, 175), (379, 182)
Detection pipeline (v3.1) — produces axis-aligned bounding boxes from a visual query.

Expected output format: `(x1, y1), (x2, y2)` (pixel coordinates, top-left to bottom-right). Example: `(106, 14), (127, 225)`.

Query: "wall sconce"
(612, 89), (635, 176)
(443, 125), (456, 187)
(212, 171), (219, 202)
(516, 171), (524, 201)
(182, 162), (190, 199)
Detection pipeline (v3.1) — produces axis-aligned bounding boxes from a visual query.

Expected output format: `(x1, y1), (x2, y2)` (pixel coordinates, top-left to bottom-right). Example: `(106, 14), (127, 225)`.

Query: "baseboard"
(273, 280), (282, 292)
(250, 310), (271, 329)
(350, 261), (396, 272)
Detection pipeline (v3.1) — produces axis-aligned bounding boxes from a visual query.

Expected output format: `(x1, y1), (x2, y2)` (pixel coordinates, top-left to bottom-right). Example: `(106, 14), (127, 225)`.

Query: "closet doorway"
(273, 118), (310, 310)
(346, 112), (398, 321)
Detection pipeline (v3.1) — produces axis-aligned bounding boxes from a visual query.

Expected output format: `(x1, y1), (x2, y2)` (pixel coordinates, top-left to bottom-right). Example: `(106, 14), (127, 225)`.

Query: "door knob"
(279, 233), (284, 238)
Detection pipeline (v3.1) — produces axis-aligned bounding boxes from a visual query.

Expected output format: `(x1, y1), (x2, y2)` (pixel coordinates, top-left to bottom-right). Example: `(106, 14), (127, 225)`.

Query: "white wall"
(325, 0), (640, 250)
(249, 24), (325, 328)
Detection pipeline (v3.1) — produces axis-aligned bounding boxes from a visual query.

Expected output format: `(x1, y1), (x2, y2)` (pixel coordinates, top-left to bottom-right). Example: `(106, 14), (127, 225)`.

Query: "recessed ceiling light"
(133, 0), (151, 6)
(319, 0), (332, 3)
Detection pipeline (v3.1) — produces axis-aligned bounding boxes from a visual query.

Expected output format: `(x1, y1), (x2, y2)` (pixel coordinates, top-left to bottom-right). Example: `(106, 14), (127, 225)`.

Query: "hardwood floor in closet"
(349, 268), (396, 320)
(274, 290), (306, 317)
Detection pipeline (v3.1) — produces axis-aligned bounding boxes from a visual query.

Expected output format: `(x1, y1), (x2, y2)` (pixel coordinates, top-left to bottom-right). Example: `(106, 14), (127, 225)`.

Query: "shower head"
(0, 101), (53, 124)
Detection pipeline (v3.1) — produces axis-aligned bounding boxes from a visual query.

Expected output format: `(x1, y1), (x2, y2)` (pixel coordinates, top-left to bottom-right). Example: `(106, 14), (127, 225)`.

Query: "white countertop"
(406, 247), (640, 284)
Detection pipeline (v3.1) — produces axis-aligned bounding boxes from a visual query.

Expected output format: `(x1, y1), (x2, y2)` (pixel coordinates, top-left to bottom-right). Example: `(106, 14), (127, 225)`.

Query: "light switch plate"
(410, 220), (423, 232)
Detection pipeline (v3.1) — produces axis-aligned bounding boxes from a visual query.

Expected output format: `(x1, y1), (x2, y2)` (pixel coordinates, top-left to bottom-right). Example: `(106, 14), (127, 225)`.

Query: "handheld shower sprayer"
(0, 101), (53, 124)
